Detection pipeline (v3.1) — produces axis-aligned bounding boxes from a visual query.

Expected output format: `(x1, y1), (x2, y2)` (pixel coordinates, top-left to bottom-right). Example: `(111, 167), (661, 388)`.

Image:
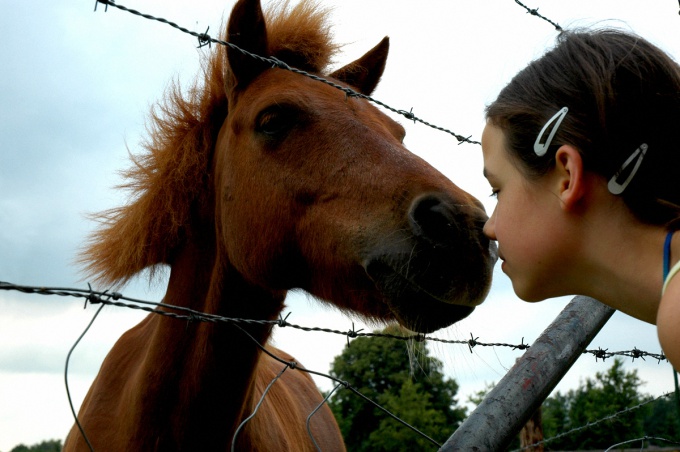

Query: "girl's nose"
(483, 210), (497, 241)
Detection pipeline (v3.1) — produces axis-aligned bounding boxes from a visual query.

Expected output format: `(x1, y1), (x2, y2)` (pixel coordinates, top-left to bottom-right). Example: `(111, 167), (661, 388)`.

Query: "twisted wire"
(92, 0), (479, 145)
(3, 279), (675, 448)
(0, 281), (667, 362)
(64, 292), (103, 452)
(513, 0), (563, 31)
(231, 364), (290, 451)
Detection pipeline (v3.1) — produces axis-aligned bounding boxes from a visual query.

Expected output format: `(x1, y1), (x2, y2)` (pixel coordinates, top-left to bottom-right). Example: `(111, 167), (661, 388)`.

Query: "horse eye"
(256, 106), (296, 137)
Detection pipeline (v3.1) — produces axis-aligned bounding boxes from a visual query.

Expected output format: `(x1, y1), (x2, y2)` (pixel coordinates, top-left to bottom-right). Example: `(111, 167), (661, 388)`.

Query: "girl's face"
(481, 123), (575, 301)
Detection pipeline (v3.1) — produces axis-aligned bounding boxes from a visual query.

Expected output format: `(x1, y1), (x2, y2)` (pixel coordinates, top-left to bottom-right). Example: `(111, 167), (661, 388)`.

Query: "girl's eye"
(489, 189), (500, 199)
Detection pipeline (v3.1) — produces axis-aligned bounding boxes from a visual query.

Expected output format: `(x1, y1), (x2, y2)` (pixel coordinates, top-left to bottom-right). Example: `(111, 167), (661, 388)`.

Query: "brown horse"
(64, 0), (496, 450)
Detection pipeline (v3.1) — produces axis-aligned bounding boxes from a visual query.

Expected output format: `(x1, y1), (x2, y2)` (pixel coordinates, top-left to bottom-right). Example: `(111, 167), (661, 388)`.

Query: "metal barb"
(94, 0), (112, 13)
(467, 333), (479, 353)
(277, 312), (292, 328)
(196, 26), (211, 48)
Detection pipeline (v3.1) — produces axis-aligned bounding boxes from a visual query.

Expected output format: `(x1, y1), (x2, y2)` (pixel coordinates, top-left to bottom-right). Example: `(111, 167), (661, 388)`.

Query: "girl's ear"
(554, 145), (587, 210)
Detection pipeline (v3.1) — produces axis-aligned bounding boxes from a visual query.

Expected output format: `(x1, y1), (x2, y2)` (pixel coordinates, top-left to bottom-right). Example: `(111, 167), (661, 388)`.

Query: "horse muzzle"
(363, 193), (497, 334)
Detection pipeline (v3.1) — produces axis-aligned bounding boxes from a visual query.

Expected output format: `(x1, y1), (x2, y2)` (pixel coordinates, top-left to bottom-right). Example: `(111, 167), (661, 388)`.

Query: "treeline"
(539, 359), (680, 450)
(5, 440), (61, 452)
(328, 325), (680, 451)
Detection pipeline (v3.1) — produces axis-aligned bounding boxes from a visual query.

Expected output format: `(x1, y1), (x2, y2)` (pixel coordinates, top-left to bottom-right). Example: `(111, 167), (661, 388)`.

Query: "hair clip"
(607, 143), (648, 195)
(534, 107), (569, 156)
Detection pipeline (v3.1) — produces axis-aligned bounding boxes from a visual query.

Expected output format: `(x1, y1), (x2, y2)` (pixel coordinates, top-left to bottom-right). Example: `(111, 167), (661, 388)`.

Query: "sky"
(1, 0), (679, 449)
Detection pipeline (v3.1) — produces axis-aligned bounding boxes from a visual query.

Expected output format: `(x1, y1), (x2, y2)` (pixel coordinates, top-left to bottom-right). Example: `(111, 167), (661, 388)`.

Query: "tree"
(643, 393), (680, 441)
(541, 391), (569, 444)
(327, 324), (466, 451)
(542, 358), (647, 450)
(468, 360), (678, 450)
(9, 440), (62, 452)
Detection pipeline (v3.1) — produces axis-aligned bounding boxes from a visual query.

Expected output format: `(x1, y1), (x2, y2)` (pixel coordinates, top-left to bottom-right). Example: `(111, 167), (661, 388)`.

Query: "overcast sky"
(1, 0), (679, 449)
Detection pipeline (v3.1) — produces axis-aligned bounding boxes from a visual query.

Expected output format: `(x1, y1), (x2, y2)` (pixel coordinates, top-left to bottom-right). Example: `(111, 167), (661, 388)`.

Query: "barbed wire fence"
(92, 0), (480, 146)
(6, 0), (679, 450)
(1, 281), (669, 363)
(2, 280), (676, 450)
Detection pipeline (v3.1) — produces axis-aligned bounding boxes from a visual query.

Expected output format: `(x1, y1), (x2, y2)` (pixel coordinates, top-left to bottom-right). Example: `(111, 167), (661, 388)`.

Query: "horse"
(64, 0), (496, 450)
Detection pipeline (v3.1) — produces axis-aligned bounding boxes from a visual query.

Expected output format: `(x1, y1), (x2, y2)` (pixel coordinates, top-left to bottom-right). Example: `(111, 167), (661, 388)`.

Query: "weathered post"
(440, 296), (614, 451)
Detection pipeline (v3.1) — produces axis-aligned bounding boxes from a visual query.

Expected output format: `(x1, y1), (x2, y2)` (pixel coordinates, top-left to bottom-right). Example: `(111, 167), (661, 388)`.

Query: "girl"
(481, 29), (680, 370)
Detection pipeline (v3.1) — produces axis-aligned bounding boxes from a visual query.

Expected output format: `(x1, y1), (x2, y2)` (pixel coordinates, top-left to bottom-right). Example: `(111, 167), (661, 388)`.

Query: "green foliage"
(467, 360), (680, 450)
(327, 324), (466, 451)
(643, 392), (680, 440)
(542, 358), (648, 450)
(368, 380), (450, 450)
(9, 440), (62, 452)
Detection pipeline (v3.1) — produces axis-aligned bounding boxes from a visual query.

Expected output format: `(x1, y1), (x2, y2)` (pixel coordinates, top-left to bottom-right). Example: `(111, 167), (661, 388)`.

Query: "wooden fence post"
(439, 296), (615, 451)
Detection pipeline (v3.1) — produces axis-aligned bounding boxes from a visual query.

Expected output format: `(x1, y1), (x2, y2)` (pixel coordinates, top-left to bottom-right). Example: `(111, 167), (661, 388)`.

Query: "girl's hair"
(486, 29), (680, 228)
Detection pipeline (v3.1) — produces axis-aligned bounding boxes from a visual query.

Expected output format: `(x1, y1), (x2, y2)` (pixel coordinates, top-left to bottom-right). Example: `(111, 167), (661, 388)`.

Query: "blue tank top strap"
(665, 230), (673, 278)
(663, 230), (680, 295)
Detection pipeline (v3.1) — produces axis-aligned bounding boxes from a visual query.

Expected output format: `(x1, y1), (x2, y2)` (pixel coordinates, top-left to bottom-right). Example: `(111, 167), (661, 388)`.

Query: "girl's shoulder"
(657, 271), (680, 371)
(663, 260), (680, 295)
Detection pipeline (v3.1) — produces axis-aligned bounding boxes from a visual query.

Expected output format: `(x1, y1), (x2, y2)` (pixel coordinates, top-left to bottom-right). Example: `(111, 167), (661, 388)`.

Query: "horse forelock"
(263, 0), (340, 73)
(80, 0), (339, 287)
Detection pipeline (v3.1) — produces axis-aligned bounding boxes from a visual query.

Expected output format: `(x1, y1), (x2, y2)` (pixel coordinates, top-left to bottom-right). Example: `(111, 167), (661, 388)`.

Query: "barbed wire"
(91, 0), (479, 146)
(513, 0), (563, 31)
(1, 281), (667, 363)
(4, 279), (674, 449)
(22, 279), (441, 451)
(513, 392), (678, 451)
(5, 282), (672, 450)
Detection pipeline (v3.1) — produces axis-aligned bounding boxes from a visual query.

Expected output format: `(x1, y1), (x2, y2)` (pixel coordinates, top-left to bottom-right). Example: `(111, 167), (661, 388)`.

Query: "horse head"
(214, 0), (496, 333)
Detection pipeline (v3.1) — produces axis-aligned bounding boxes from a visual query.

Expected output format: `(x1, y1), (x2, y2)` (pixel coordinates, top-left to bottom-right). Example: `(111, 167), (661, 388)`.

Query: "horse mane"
(81, 0), (340, 287)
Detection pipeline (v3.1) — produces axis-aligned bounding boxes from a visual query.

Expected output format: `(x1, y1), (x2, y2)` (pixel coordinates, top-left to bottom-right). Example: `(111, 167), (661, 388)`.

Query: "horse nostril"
(408, 194), (460, 243)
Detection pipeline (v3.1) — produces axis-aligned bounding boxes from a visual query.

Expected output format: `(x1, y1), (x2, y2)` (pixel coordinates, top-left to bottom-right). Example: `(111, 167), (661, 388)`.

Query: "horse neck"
(132, 237), (287, 449)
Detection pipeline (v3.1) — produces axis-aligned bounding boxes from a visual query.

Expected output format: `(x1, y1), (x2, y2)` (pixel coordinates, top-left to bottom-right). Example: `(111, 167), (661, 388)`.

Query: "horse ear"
(330, 37), (389, 95)
(227, 0), (269, 89)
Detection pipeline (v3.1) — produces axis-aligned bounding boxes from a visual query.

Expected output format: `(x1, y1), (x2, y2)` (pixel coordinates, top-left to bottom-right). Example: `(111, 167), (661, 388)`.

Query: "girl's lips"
(497, 251), (506, 271)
